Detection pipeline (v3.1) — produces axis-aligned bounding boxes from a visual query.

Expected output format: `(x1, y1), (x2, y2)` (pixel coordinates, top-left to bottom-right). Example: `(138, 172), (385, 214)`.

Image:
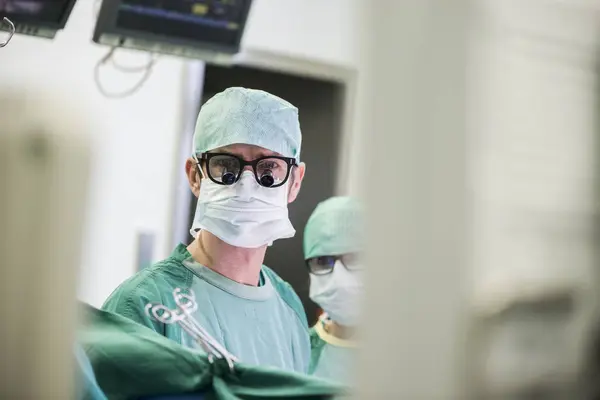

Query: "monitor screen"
(115, 0), (250, 48)
(0, 0), (73, 27)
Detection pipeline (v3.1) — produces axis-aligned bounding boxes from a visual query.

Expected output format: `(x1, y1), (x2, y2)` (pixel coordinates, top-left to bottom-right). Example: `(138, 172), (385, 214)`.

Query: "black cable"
(94, 46), (158, 99)
(110, 50), (159, 73)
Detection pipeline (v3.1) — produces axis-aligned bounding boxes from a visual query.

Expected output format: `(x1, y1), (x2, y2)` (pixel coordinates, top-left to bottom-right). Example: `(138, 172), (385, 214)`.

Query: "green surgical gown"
(75, 344), (107, 400)
(79, 303), (345, 400)
(309, 320), (357, 384)
(103, 244), (310, 374)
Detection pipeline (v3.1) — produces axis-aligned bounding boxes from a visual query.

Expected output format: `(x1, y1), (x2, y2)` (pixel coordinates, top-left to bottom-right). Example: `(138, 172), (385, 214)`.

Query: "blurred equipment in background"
(93, 0), (253, 62)
(471, 285), (584, 400)
(0, 89), (91, 398)
(0, 16), (14, 47)
(0, 0), (77, 39)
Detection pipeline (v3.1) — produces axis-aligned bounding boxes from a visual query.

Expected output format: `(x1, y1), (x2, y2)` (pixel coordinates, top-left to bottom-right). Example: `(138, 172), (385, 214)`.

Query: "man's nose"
(236, 172), (256, 201)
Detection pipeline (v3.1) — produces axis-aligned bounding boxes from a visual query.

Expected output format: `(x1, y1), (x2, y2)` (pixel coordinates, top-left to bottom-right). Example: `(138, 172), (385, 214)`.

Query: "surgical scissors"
(145, 288), (238, 371)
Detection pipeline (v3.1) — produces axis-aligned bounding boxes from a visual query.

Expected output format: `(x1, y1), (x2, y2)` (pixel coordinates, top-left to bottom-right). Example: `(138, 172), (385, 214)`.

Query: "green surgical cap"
(192, 87), (302, 162)
(303, 196), (363, 260)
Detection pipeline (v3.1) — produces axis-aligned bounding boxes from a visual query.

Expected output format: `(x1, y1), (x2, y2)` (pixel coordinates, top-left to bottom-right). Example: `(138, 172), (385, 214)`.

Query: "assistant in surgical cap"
(303, 197), (363, 260)
(193, 87), (302, 162)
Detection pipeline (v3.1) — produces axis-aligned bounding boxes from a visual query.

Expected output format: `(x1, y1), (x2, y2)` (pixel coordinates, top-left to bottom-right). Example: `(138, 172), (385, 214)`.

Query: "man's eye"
(317, 256), (335, 266)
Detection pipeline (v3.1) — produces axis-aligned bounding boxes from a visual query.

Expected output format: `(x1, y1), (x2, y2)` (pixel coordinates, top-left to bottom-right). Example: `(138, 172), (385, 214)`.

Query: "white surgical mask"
(309, 260), (363, 326)
(190, 171), (296, 248)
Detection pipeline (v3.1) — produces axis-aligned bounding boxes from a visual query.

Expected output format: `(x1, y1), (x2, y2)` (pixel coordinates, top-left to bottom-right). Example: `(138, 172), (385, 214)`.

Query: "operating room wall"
(0, 0), (361, 307)
(242, 0), (360, 69)
(0, 1), (188, 308)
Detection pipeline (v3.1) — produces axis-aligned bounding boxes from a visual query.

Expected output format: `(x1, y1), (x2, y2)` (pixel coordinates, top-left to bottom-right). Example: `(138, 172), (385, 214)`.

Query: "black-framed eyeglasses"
(305, 253), (361, 275)
(197, 152), (297, 188)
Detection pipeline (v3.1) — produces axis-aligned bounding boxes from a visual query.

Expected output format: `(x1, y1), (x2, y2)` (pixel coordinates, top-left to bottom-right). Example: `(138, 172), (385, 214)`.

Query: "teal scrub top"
(103, 244), (310, 374)
(309, 319), (357, 384)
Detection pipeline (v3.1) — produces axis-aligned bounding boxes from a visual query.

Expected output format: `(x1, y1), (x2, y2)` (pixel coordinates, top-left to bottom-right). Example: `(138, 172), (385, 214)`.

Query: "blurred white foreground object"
(353, 0), (470, 398)
(355, 0), (600, 398)
(0, 89), (91, 398)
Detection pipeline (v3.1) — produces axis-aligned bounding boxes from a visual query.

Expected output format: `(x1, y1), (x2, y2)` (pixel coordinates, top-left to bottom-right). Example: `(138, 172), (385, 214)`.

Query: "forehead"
(210, 143), (283, 158)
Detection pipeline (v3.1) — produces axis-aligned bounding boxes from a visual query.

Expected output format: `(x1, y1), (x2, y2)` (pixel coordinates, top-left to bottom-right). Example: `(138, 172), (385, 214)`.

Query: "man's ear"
(287, 162), (305, 203)
(185, 157), (201, 197)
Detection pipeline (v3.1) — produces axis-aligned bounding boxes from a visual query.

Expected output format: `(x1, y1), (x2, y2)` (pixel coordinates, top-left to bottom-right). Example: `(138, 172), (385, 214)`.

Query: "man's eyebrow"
(207, 147), (239, 156)
(256, 150), (280, 158)
(213, 150), (238, 156)
(256, 147), (288, 158)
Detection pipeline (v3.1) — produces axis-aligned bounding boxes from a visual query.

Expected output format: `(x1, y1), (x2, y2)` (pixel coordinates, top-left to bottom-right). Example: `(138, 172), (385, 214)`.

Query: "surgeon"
(304, 196), (364, 384)
(103, 87), (310, 373)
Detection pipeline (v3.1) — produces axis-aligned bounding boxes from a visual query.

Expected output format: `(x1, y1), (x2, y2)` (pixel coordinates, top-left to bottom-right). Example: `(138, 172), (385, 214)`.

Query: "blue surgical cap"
(303, 197), (363, 260)
(192, 87), (302, 162)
